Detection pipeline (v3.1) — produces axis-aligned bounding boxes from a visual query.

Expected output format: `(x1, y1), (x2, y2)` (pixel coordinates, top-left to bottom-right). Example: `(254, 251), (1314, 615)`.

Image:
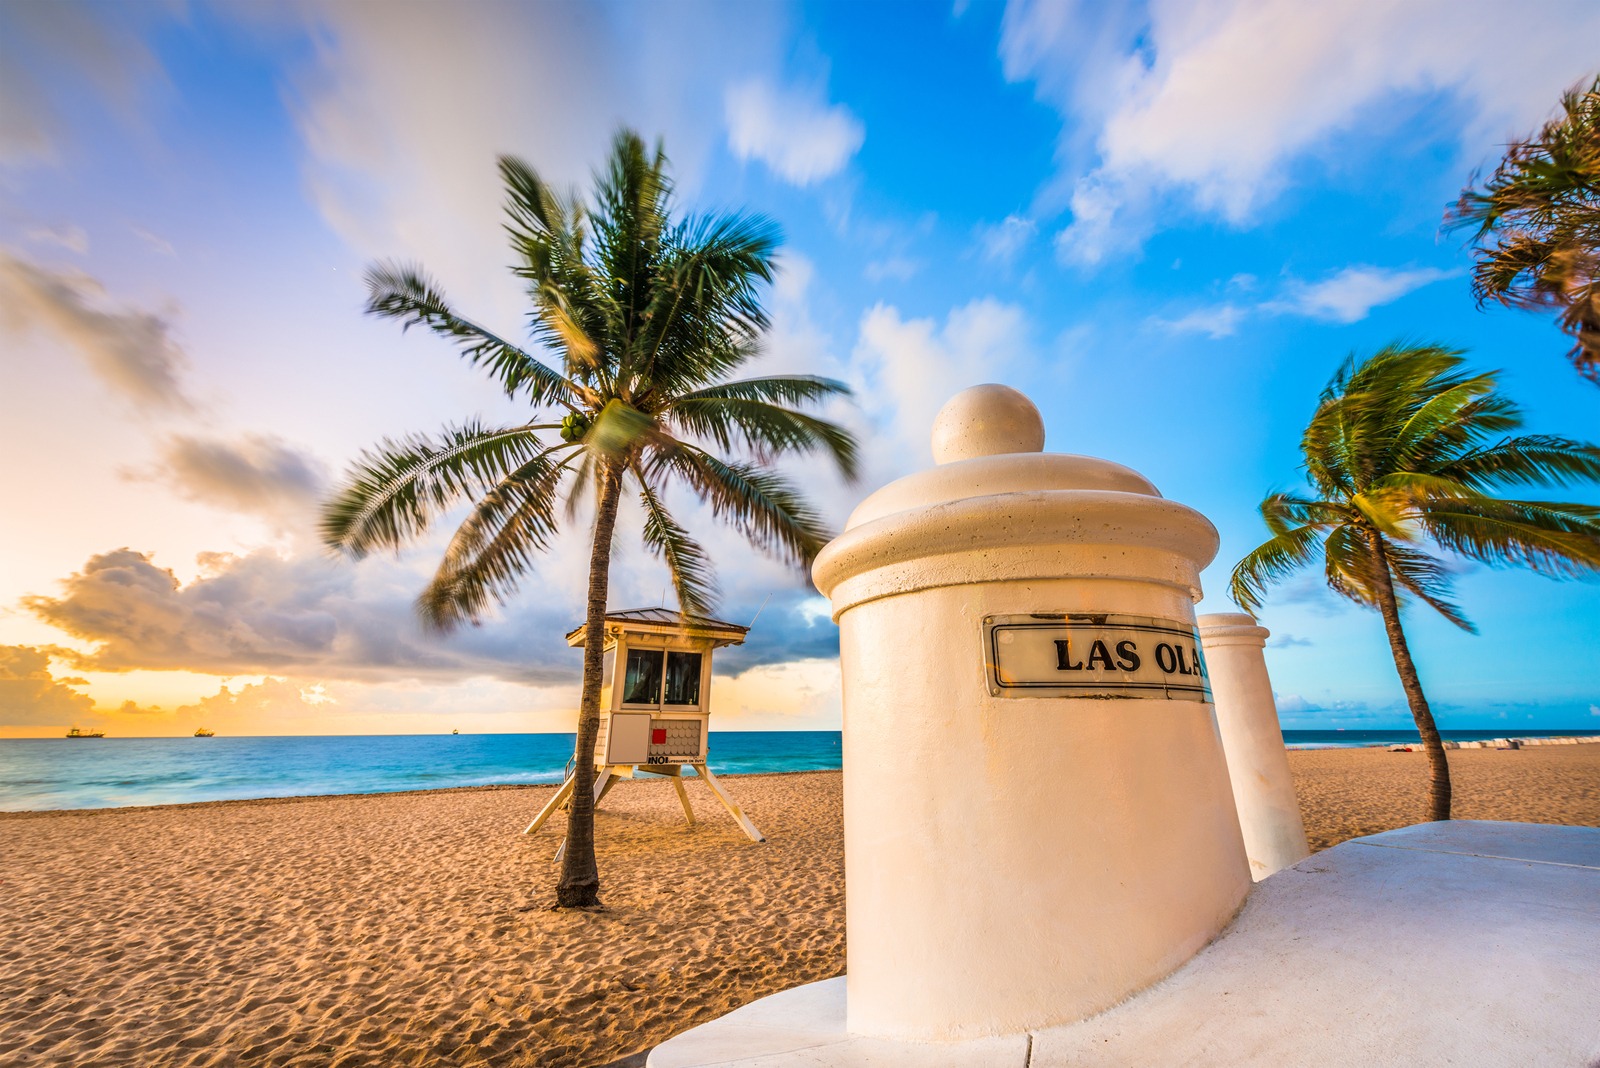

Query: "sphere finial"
(930, 384), (1045, 464)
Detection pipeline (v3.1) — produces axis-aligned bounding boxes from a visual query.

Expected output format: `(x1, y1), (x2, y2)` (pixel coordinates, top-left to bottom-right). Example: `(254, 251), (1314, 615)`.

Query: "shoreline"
(0, 767), (833, 819)
(3, 735), (1599, 815)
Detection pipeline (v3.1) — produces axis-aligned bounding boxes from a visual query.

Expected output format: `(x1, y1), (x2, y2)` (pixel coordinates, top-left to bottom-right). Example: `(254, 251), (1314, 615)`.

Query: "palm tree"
(1448, 76), (1599, 383)
(321, 132), (858, 906)
(1230, 343), (1600, 821)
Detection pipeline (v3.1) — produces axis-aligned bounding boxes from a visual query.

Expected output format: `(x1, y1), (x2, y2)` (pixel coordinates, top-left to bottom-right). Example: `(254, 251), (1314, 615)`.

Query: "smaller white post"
(1199, 613), (1311, 880)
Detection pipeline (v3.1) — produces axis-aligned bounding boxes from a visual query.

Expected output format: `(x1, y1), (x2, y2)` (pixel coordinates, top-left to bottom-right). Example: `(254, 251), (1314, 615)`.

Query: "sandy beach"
(3, 747), (1597, 1068)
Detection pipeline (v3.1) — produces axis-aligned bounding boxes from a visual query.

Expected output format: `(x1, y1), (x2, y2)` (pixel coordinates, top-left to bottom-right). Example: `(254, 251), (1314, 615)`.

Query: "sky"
(1, 0), (1597, 738)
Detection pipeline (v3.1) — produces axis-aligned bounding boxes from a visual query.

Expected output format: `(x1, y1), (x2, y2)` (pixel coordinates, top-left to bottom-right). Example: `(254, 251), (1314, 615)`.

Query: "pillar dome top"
(845, 384), (1161, 531)
(815, 386), (1219, 612)
(931, 384), (1045, 463)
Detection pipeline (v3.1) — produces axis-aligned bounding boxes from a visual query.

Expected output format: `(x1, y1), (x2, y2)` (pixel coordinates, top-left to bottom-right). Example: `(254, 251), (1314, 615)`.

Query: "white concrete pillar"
(1198, 613), (1311, 881)
(812, 385), (1251, 1041)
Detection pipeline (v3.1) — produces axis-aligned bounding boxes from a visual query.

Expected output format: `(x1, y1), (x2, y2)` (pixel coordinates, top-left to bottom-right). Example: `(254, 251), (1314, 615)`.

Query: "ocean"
(2, 728), (1596, 812)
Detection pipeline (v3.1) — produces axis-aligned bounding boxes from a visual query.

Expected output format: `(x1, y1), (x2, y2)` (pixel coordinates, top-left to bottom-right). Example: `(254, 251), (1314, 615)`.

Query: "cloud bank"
(0, 252), (191, 410)
(1000, 0), (1600, 265)
(0, 645), (93, 725)
(724, 79), (864, 186)
(1156, 264), (1455, 338)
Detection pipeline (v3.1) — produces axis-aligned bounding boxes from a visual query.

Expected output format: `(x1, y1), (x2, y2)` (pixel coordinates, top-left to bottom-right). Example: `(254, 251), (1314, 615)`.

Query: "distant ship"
(194, 727), (216, 737)
(65, 726), (105, 738)
(452, 729), (460, 735)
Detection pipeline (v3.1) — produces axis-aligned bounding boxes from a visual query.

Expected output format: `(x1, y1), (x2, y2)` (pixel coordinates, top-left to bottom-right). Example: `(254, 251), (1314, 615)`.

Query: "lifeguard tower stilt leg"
(524, 775), (575, 835)
(523, 766), (616, 837)
(672, 775), (697, 827)
(695, 764), (765, 842)
(636, 764), (698, 827)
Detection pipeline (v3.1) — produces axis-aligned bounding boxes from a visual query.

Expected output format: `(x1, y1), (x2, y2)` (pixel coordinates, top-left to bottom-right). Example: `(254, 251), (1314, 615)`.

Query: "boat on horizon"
(65, 726), (105, 738)
(194, 727), (215, 737)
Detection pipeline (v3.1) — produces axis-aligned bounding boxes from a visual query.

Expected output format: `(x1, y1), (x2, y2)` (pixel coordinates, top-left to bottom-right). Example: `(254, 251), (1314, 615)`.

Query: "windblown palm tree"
(1448, 76), (1599, 383)
(1231, 343), (1600, 821)
(322, 132), (858, 906)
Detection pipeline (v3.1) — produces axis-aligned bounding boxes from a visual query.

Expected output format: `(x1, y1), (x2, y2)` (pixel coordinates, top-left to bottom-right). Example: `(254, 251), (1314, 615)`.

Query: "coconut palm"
(322, 132), (858, 906)
(1448, 76), (1599, 383)
(1230, 343), (1600, 821)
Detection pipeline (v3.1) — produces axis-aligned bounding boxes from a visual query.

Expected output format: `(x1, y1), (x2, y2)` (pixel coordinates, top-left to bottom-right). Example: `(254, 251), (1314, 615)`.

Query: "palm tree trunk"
(1366, 533), (1452, 821)
(556, 459), (624, 907)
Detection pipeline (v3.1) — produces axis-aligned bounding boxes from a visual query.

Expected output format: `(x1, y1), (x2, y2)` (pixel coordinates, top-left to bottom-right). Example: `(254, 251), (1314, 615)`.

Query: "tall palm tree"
(1448, 76), (1599, 383)
(1231, 343), (1600, 821)
(322, 132), (858, 906)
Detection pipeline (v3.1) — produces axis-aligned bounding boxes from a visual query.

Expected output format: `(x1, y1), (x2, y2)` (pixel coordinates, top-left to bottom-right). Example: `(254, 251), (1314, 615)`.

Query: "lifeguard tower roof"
(565, 607), (750, 648)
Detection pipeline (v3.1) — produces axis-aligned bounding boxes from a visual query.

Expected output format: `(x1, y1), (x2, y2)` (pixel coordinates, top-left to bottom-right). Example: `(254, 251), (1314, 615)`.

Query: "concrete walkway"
(648, 821), (1600, 1067)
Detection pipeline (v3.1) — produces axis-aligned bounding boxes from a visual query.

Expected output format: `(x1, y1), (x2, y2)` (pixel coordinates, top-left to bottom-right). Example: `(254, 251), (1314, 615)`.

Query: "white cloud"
(1267, 633), (1313, 649)
(25, 224), (88, 254)
(0, 645), (93, 726)
(1271, 265), (1456, 324)
(863, 256), (921, 282)
(138, 433), (328, 536)
(0, 1), (173, 167)
(1000, 0), (1600, 264)
(1156, 302), (1245, 339)
(1052, 170), (1142, 267)
(724, 78), (864, 186)
(1155, 264), (1455, 338)
(132, 227), (175, 256)
(0, 251), (191, 411)
(851, 298), (1035, 463)
(976, 214), (1037, 265)
(287, 1), (785, 322)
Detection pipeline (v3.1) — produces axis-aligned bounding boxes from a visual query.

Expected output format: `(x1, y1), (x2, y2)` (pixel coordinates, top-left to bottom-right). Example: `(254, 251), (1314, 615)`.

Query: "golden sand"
(1289, 744), (1600, 852)
(2, 747), (1597, 1067)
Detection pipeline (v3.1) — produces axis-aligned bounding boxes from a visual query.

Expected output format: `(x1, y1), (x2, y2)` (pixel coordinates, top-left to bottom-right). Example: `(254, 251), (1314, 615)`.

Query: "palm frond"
(666, 396), (859, 480)
(633, 212), (781, 395)
(322, 422), (551, 557)
(364, 262), (577, 406)
(1321, 524), (1379, 607)
(1239, 341), (1600, 633)
(1446, 76), (1600, 381)
(650, 445), (832, 567)
(1228, 520), (1326, 613)
(498, 156), (610, 381)
(1383, 541), (1476, 632)
(418, 449), (577, 631)
(1419, 498), (1600, 578)
(673, 375), (852, 407)
(1433, 434), (1600, 490)
(633, 472), (717, 617)
(1258, 493), (1348, 536)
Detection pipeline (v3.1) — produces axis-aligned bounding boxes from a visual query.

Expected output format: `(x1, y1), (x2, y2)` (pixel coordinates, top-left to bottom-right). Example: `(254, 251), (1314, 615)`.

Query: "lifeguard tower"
(524, 608), (765, 846)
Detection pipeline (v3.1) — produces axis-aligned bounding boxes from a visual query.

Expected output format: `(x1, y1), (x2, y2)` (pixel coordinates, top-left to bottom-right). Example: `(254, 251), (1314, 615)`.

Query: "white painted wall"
(1198, 613), (1310, 880)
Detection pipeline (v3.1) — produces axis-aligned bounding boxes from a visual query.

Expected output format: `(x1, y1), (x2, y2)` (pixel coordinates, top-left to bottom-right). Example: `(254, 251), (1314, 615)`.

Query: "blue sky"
(1, 0), (1597, 736)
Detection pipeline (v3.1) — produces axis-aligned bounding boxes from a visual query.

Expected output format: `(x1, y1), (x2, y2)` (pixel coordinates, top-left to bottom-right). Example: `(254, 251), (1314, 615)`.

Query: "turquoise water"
(2, 728), (1595, 811)
(0, 731), (843, 811)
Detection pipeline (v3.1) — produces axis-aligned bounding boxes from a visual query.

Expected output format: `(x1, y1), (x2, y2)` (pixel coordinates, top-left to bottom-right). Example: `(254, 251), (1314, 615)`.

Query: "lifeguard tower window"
(623, 649), (663, 705)
(665, 652), (702, 705)
(622, 648), (704, 707)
